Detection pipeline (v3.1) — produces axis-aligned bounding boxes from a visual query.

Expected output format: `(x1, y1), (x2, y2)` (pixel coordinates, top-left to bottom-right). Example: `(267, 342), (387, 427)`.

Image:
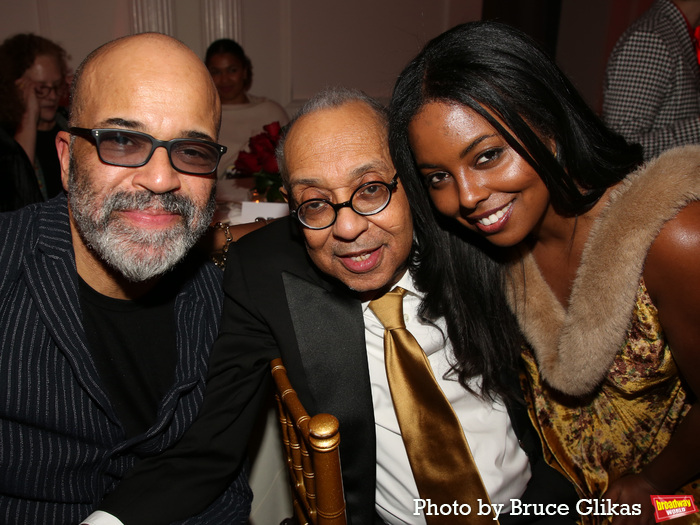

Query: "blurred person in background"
(0, 33), (70, 199)
(603, 0), (700, 160)
(0, 54), (43, 211)
(205, 38), (288, 183)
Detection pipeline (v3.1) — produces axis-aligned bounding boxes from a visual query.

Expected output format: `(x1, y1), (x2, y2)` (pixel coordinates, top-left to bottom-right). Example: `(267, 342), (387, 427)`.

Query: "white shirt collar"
(361, 269), (420, 312)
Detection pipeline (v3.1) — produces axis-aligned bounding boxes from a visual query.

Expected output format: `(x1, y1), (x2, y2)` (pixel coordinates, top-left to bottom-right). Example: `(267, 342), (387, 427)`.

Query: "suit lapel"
(24, 199), (117, 421)
(282, 271), (371, 417)
(282, 271), (377, 525)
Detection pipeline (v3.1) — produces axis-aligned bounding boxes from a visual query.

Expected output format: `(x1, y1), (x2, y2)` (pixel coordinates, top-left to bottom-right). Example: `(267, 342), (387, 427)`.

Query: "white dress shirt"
(364, 271), (531, 524)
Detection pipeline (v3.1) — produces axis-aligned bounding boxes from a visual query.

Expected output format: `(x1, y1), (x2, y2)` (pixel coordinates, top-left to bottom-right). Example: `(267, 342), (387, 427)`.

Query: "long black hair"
(389, 21), (643, 400)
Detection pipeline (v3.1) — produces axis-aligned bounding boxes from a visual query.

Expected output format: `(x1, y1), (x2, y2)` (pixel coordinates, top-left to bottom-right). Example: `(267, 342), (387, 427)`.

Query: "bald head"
(56, 32), (222, 295)
(70, 33), (221, 133)
(277, 87), (388, 189)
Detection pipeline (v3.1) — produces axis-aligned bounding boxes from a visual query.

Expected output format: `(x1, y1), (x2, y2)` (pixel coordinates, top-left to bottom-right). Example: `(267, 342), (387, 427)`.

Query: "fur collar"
(507, 146), (700, 396)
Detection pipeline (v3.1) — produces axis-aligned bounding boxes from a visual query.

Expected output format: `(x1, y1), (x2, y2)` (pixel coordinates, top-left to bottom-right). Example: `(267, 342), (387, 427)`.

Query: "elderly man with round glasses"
(0, 33), (250, 524)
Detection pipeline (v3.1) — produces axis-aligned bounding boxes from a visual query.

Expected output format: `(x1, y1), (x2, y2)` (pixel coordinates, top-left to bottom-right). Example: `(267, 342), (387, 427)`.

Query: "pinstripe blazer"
(603, 0), (700, 161)
(0, 196), (250, 525)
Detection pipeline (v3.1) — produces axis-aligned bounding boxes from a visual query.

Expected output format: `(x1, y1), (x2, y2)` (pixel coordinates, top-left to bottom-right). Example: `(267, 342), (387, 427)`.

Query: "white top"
(216, 94), (289, 181)
(363, 271), (531, 524)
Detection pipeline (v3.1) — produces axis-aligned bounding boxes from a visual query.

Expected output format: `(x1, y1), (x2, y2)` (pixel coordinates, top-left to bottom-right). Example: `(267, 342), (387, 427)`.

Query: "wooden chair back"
(270, 358), (347, 525)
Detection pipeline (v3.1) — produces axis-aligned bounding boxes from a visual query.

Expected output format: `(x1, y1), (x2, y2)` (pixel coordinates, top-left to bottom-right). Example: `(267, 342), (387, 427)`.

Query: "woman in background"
(0, 33), (69, 200)
(390, 21), (700, 524)
(0, 53), (43, 211)
(205, 38), (288, 181)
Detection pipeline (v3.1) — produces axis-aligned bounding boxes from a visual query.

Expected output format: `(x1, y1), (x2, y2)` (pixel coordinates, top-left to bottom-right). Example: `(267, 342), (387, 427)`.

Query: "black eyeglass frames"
(34, 83), (63, 98)
(292, 174), (399, 230)
(68, 127), (227, 175)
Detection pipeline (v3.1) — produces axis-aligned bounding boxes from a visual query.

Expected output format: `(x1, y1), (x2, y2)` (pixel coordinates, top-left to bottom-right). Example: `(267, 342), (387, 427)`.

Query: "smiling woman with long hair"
(390, 21), (700, 525)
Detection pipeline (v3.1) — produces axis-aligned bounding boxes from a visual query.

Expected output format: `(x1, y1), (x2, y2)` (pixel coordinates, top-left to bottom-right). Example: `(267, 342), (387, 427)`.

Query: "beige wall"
(2, 1), (132, 78)
(1, 0), (482, 115)
(1, 0), (650, 120)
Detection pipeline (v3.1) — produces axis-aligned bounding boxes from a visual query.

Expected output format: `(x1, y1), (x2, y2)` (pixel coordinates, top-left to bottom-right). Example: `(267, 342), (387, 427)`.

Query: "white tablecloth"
(215, 179), (289, 226)
(248, 401), (293, 524)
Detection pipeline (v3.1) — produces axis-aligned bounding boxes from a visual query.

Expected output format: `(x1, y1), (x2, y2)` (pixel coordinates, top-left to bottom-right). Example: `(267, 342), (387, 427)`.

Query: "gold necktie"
(369, 287), (497, 524)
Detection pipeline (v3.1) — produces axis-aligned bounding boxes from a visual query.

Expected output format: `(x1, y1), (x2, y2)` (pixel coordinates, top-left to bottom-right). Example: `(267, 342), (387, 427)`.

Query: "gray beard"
(67, 155), (215, 282)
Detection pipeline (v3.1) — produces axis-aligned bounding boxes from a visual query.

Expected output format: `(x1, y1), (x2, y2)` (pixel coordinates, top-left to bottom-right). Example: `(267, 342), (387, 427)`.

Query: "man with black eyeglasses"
(0, 33), (250, 524)
(96, 87), (579, 525)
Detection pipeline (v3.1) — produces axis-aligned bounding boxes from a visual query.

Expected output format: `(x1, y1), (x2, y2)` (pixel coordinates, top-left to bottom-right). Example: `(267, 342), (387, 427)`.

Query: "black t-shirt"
(79, 276), (178, 439)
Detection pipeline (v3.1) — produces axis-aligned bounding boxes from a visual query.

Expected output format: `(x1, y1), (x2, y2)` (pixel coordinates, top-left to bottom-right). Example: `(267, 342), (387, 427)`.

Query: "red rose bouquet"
(232, 121), (285, 202)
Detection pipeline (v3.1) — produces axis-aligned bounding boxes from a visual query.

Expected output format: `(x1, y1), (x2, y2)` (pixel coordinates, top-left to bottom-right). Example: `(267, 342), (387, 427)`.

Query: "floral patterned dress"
(521, 281), (699, 524)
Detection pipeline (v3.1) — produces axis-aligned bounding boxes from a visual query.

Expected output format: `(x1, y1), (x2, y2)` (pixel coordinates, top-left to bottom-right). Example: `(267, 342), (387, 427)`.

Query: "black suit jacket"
(0, 196), (249, 524)
(102, 217), (577, 524)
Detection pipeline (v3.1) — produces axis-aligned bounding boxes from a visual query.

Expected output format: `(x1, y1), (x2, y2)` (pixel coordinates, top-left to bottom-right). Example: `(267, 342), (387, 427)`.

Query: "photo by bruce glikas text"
(413, 498), (642, 520)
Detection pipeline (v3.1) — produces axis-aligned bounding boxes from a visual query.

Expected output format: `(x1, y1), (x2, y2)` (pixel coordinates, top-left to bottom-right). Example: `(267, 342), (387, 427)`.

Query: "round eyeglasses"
(292, 174), (399, 230)
(68, 127), (227, 176)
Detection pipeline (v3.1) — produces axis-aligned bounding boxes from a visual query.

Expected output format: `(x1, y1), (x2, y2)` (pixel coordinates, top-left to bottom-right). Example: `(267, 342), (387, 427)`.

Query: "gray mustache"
(107, 191), (196, 217)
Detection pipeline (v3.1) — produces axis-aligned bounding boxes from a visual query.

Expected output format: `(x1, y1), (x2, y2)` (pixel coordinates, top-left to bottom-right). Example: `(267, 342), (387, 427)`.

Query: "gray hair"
(276, 86), (388, 189)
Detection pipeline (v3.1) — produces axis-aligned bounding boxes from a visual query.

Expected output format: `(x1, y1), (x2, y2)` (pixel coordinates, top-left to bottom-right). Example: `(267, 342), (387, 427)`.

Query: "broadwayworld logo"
(651, 495), (699, 522)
